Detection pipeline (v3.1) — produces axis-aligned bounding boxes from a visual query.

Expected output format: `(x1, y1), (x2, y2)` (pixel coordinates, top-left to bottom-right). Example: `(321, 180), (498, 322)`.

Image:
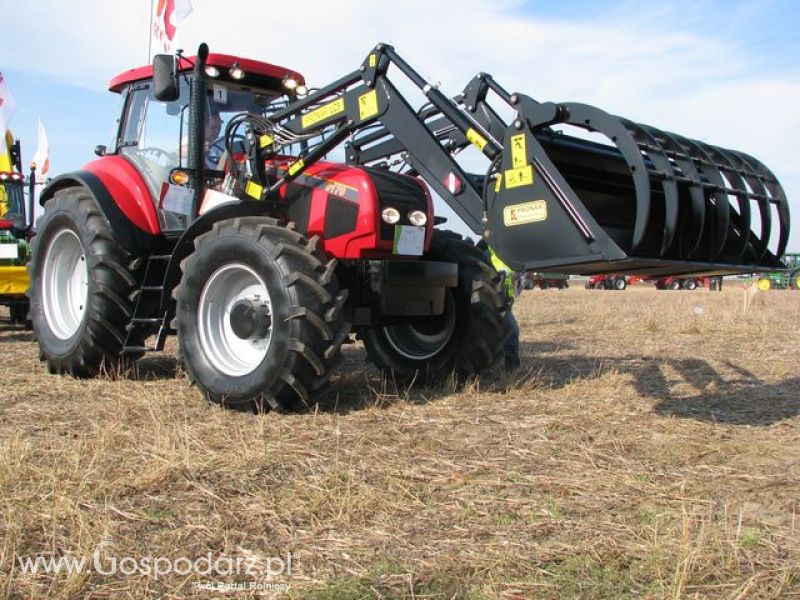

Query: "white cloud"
(3, 0), (798, 248)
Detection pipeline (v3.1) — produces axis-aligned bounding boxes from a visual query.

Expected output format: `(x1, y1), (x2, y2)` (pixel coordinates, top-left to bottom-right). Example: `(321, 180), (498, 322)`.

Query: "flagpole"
(147, 0), (154, 63)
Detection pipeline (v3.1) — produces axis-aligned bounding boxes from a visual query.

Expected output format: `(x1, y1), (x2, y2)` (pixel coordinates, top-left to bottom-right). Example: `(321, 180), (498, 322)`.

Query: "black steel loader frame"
(220, 42), (790, 278)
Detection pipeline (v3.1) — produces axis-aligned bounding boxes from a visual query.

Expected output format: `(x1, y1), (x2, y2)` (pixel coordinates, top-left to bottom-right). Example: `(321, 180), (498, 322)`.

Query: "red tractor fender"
(39, 156), (161, 253)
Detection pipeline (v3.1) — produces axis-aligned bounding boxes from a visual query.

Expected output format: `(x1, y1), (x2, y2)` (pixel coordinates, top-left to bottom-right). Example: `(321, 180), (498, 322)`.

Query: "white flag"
(152, 0), (194, 55)
(0, 71), (17, 152)
(31, 120), (50, 178)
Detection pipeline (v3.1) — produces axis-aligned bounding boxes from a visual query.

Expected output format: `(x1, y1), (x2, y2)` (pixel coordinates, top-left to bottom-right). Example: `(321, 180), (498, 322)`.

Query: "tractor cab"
(106, 54), (304, 230)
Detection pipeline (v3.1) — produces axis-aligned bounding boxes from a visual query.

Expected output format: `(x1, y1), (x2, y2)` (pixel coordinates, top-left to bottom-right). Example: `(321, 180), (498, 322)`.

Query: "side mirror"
(153, 54), (179, 101)
(94, 145), (106, 157)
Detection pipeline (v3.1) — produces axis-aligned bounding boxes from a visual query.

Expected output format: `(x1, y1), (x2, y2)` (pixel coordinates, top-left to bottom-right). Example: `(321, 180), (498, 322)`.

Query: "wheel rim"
(383, 290), (456, 361)
(757, 278), (771, 291)
(197, 263), (272, 377)
(41, 228), (88, 340)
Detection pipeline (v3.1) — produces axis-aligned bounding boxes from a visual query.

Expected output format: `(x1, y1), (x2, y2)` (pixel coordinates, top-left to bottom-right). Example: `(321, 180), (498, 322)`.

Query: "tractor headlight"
(205, 65), (220, 78)
(282, 75), (299, 91)
(229, 62), (245, 80)
(408, 210), (427, 226)
(381, 207), (401, 225)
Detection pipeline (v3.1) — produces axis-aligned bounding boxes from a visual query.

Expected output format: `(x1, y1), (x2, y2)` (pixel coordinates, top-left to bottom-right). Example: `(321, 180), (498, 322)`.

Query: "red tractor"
(653, 276), (709, 290)
(586, 274), (629, 290)
(28, 43), (790, 411)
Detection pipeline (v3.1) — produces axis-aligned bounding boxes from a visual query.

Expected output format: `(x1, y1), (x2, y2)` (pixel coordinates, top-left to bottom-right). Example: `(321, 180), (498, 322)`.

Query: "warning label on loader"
(503, 200), (547, 227)
(301, 98), (346, 129)
(504, 165), (533, 189)
(510, 133), (527, 168)
(358, 90), (379, 120)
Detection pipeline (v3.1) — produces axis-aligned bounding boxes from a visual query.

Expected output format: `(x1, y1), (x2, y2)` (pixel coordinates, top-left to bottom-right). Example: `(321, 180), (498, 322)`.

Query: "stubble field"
(0, 284), (798, 598)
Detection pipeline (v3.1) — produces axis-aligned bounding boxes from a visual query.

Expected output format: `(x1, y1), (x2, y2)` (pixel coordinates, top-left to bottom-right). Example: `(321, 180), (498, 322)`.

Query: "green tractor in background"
(755, 253), (800, 291)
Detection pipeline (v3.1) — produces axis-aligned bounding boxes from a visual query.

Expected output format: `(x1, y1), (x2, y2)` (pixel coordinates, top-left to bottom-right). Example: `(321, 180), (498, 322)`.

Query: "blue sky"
(2, 0), (798, 250)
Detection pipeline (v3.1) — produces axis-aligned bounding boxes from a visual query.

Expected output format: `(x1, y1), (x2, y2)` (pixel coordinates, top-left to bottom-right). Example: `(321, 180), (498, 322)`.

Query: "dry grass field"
(0, 285), (798, 599)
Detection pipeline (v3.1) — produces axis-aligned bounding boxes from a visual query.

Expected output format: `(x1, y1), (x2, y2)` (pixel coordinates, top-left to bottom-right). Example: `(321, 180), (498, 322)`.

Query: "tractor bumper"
(0, 266), (29, 297)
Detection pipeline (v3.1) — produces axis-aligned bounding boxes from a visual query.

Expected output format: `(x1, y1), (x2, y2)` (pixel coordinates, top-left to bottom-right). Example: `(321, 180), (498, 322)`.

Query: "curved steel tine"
(697, 142), (752, 258)
(737, 151), (790, 259)
(561, 103), (651, 251)
(641, 125), (706, 258)
(621, 118), (680, 255)
(726, 149), (772, 260)
(672, 133), (730, 261)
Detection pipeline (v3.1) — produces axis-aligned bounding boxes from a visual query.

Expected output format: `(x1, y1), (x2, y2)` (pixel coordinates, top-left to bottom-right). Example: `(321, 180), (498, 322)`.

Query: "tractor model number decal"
(504, 165), (533, 189)
(358, 90), (379, 121)
(301, 98), (346, 129)
(510, 133), (527, 168)
(503, 200), (547, 227)
(466, 128), (488, 151)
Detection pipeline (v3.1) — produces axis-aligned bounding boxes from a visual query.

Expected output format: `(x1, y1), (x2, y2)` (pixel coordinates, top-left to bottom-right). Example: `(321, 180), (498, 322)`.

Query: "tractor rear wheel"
(614, 277), (627, 290)
(174, 217), (349, 412)
(594, 281), (606, 290)
(669, 280), (682, 290)
(683, 278), (698, 290)
(791, 271), (800, 290)
(29, 187), (143, 375)
(362, 231), (509, 384)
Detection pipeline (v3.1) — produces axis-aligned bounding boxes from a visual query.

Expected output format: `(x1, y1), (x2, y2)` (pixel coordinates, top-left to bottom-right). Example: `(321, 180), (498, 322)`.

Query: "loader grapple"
(486, 103), (789, 276)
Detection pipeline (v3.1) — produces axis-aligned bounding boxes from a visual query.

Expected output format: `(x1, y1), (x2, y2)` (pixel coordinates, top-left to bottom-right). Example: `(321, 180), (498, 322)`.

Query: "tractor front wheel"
(683, 278), (698, 290)
(174, 217), (349, 411)
(613, 277), (627, 290)
(29, 188), (142, 375)
(362, 231), (509, 384)
(757, 277), (772, 291)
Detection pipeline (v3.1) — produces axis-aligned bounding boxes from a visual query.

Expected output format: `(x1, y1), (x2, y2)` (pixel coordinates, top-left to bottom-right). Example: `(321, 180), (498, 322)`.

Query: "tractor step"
(122, 345), (157, 353)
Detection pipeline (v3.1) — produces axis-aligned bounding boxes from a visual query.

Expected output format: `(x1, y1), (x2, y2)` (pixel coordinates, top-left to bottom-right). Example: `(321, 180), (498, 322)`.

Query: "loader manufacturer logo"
(358, 90), (379, 120)
(301, 98), (346, 129)
(503, 200), (547, 226)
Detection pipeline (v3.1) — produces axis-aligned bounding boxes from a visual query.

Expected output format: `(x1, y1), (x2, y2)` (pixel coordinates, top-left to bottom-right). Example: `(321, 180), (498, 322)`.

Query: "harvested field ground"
(0, 285), (798, 598)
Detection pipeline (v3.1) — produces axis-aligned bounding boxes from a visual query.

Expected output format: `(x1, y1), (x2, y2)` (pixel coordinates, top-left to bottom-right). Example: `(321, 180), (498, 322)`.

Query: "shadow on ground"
(520, 342), (799, 426)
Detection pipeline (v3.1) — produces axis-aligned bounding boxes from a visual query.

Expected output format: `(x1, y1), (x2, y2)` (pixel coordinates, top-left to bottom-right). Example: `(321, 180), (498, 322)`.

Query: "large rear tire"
(29, 188), (143, 375)
(361, 231), (509, 384)
(174, 217), (349, 412)
(613, 277), (627, 290)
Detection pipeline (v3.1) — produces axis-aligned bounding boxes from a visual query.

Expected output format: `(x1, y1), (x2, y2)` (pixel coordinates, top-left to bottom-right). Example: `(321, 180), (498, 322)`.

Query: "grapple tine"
(697, 143), (751, 258)
(726, 149), (772, 261)
(642, 125), (706, 258)
(673, 133), (730, 261)
(736, 151), (790, 259)
(560, 103), (651, 250)
(621, 118), (680, 255)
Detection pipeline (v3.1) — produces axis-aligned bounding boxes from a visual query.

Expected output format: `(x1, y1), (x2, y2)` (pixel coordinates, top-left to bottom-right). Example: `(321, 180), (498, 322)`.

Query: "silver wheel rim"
(197, 263), (272, 377)
(383, 290), (456, 360)
(41, 228), (88, 340)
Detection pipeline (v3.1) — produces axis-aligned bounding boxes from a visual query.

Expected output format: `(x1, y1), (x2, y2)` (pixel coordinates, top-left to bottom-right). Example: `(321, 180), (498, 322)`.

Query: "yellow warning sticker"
(504, 165), (534, 189)
(259, 134), (274, 149)
(494, 176), (502, 193)
(288, 159), (305, 176)
(301, 98), (346, 129)
(510, 133), (527, 168)
(503, 200), (547, 227)
(245, 180), (263, 200)
(358, 90), (379, 120)
(466, 127), (488, 151)
(369, 53), (377, 68)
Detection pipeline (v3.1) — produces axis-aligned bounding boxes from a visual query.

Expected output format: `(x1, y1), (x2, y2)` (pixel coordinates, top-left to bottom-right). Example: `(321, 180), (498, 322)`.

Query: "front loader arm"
(228, 43), (790, 276)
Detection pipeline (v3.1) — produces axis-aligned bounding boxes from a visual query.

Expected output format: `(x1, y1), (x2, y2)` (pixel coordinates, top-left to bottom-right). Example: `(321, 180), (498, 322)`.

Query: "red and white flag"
(0, 71), (17, 152)
(31, 120), (50, 178)
(152, 0), (194, 55)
